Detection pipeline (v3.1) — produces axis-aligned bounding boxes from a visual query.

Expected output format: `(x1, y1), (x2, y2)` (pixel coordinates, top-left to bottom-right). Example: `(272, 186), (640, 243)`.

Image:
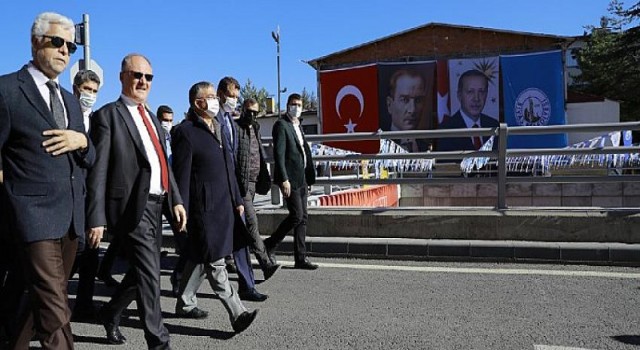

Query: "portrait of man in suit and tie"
(438, 68), (500, 151)
(378, 63), (435, 152)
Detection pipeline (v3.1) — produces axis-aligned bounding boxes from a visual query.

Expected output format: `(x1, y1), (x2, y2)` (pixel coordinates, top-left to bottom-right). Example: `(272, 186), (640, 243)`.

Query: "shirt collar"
(120, 94), (142, 108)
(27, 61), (58, 87)
(460, 109), (481, 128)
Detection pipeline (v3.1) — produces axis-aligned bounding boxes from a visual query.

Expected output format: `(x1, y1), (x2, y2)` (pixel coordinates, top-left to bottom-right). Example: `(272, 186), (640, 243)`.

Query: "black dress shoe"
(239, 288), (268, 302)
(232, 310), (258, 333)
(98, 309), (126, 345)
(293, 259), (318, 270)
(177, 307), (208, 319)
(226, 262), (237, 274)
(263, 263), (280, 281)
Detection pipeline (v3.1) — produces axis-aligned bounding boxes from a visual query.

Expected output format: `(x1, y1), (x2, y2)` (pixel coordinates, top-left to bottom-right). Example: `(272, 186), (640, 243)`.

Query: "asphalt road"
(63, 253), (640, 350)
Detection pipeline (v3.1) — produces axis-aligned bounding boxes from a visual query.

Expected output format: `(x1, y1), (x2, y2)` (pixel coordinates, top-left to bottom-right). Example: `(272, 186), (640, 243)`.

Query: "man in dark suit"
(0, 12), (95, 349)
(216, 76), (267, 301)
(69, 69), (104, 322)
(86, 53), (186, 349)
(438, 69), (499, 151)
(264, 93), (318, 270)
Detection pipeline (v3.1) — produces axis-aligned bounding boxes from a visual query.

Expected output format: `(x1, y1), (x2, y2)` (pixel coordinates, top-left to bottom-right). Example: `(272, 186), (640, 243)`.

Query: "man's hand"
(173, 204), (187, 232)
(86, 226), (104, 249)
(42, 129), (88, 156)
(281, 180), (291, 198)
(236, 205), (244, 217)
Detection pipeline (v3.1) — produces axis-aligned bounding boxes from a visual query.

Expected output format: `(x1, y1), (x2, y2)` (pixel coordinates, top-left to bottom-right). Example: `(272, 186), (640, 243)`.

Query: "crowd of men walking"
(0, 12), (317, 350)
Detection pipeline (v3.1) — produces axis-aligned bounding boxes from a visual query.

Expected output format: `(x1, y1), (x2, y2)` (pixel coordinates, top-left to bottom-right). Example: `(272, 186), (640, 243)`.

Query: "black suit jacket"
(86, 98), (182, 235)
(272, 117), (315, 188)
(0, 65), (95, 243)
(437, 111), (499, 151)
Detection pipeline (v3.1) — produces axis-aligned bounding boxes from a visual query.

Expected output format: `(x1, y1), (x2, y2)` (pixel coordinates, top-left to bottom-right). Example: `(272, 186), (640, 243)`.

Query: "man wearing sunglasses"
(86, 53), (186, 349)
(0, 12), (95, 349)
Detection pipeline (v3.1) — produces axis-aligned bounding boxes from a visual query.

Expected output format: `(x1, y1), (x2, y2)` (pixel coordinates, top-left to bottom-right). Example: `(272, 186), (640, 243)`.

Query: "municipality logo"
(514, 88), (551, 126)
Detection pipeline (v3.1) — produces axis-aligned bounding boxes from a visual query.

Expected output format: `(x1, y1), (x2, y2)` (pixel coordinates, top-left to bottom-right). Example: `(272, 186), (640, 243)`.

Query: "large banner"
(437, 56), (500, 151)
(377, 61), (435, 152)
(320, 64), (379, 153)
(501, 50), (567, 148)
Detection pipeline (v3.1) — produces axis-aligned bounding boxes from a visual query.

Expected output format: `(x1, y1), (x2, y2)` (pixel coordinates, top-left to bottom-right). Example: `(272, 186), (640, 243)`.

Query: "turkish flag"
(320, 64), (379, 153)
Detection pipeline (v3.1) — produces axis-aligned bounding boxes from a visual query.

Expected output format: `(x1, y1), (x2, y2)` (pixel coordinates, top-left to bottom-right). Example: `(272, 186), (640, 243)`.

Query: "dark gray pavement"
(65, 254), (640, 349)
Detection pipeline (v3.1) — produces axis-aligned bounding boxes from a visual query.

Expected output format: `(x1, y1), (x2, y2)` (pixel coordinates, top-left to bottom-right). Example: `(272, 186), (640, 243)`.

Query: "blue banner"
(501, 51), (567, 148)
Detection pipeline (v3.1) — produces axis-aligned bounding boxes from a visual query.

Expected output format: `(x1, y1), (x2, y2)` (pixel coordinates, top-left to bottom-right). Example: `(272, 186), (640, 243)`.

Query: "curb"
(161, 227), (640, 265)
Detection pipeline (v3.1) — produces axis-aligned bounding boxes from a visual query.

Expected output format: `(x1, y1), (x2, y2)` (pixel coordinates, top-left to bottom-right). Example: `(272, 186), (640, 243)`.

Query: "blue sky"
(1, 0), (614, 122)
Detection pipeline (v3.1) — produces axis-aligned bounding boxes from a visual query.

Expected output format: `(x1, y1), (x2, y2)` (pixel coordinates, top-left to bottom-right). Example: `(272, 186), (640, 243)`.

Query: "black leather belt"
(148, 193), (166, 203)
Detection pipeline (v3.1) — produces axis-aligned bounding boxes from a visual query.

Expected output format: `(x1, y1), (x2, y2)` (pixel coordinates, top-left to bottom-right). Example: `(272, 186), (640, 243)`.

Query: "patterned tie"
(137, 104), (169, 192)
(45, 80), (66, 129)
(472, 124), (482, 150)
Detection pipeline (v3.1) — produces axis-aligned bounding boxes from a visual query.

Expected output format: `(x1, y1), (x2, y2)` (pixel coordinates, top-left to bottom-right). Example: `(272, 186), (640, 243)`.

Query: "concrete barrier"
(257, 207), (640, 243)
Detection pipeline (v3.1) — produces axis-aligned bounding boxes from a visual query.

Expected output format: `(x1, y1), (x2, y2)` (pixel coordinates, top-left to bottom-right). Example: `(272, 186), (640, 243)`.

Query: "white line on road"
(272, 260), (640, 279)
(534, 345), (596, 350)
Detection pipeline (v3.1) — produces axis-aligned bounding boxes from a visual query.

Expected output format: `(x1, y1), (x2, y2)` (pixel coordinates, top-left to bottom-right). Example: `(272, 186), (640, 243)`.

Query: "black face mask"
(242, 110), (259, 123)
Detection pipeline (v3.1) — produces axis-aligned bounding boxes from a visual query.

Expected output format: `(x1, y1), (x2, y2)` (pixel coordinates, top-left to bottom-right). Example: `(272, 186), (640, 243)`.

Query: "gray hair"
(73, 69), (101, 88)
(31, 12), (75, 40)
(120, 53), (152, 72)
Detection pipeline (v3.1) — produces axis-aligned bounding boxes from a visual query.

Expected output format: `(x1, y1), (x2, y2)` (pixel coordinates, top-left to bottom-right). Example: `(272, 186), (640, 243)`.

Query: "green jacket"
(272, 116), (315, 188)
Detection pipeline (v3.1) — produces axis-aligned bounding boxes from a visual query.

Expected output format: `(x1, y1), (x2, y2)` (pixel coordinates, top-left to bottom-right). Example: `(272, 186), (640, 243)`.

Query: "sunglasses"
(126, 71), (154, 82)
(41, 35), (77, 54)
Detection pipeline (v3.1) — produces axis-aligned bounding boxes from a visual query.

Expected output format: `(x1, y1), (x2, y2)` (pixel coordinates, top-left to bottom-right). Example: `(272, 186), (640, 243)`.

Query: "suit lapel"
(16, 67), (58, 129)
(115, 99), (148, 162)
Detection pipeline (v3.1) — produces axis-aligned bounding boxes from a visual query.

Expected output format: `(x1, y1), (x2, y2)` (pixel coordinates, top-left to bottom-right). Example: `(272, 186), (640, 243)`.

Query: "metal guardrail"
(262, 121), (640, 209)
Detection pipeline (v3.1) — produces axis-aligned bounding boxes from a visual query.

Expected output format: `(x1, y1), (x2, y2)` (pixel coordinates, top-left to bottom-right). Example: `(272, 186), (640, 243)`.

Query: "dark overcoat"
(171, 112), (244, 263)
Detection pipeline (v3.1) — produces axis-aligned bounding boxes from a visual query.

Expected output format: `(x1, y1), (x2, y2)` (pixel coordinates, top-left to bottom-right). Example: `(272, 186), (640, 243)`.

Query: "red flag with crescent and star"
(320, 64), (379, 153)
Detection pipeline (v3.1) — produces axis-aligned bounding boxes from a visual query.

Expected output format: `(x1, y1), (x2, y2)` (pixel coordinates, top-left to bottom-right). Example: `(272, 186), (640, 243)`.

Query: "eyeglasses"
(41, 35), (77, 54)
(126, 71), (154, 82)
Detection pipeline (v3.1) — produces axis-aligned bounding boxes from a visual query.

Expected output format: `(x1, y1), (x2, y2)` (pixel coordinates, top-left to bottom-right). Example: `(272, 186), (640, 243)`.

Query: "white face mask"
(205, 98), (220, 118)
(79, 92), (97, 111)
(288, 105), (302, 119)
(161, 121), (172, 134)
(223, 97), (237, 112)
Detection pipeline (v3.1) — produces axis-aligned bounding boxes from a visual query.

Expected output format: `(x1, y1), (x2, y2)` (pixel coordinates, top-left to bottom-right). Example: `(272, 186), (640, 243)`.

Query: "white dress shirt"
(120, 94), (164, 195)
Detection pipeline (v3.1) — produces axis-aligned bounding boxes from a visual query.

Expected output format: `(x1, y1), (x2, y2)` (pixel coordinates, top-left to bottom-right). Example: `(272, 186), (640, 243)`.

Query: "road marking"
(534, 345), (596, 350)
(271, 260), (640, 279)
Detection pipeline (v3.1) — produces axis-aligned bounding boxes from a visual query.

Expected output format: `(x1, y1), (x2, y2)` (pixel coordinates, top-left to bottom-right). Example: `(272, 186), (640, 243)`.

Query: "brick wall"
(399, 183), (640, 208)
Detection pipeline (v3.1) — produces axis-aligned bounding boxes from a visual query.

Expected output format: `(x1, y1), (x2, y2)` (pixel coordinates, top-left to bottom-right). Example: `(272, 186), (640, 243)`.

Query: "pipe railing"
(261, 121), (640, 209)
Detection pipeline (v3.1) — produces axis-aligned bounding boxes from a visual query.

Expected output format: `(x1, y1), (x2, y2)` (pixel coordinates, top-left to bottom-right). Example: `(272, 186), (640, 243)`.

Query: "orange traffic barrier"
(318, 184), (399, 207)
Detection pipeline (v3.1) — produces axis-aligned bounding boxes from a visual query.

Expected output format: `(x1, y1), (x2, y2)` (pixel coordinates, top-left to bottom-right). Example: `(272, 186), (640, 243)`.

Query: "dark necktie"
(472, 124), (482, 150)
(137, 104), (169, 192)
(45, 80), (66, 129)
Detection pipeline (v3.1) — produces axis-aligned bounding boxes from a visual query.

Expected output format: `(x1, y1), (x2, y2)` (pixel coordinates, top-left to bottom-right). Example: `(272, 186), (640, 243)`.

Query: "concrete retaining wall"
(257, 207), (640, 243)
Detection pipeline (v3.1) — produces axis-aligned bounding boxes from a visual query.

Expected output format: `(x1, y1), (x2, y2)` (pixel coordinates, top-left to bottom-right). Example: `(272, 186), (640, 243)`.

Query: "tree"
(573, 0), (640, 122)
(239, 79), (271, 113)
(301, 87), (318, 111)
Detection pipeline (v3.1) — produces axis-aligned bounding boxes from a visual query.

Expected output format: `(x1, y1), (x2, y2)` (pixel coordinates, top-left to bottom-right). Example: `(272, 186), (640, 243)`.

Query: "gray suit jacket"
(0, 65), (95, 243)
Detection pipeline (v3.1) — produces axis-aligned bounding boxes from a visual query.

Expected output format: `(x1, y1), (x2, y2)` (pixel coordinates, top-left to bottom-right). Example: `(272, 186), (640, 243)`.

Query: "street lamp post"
(271, 26), (286, 118)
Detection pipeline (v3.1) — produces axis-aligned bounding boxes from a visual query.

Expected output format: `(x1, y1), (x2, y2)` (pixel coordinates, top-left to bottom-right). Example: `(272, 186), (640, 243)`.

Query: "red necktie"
(137, 104), (169, 192)
(472, 124), (482, 150)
